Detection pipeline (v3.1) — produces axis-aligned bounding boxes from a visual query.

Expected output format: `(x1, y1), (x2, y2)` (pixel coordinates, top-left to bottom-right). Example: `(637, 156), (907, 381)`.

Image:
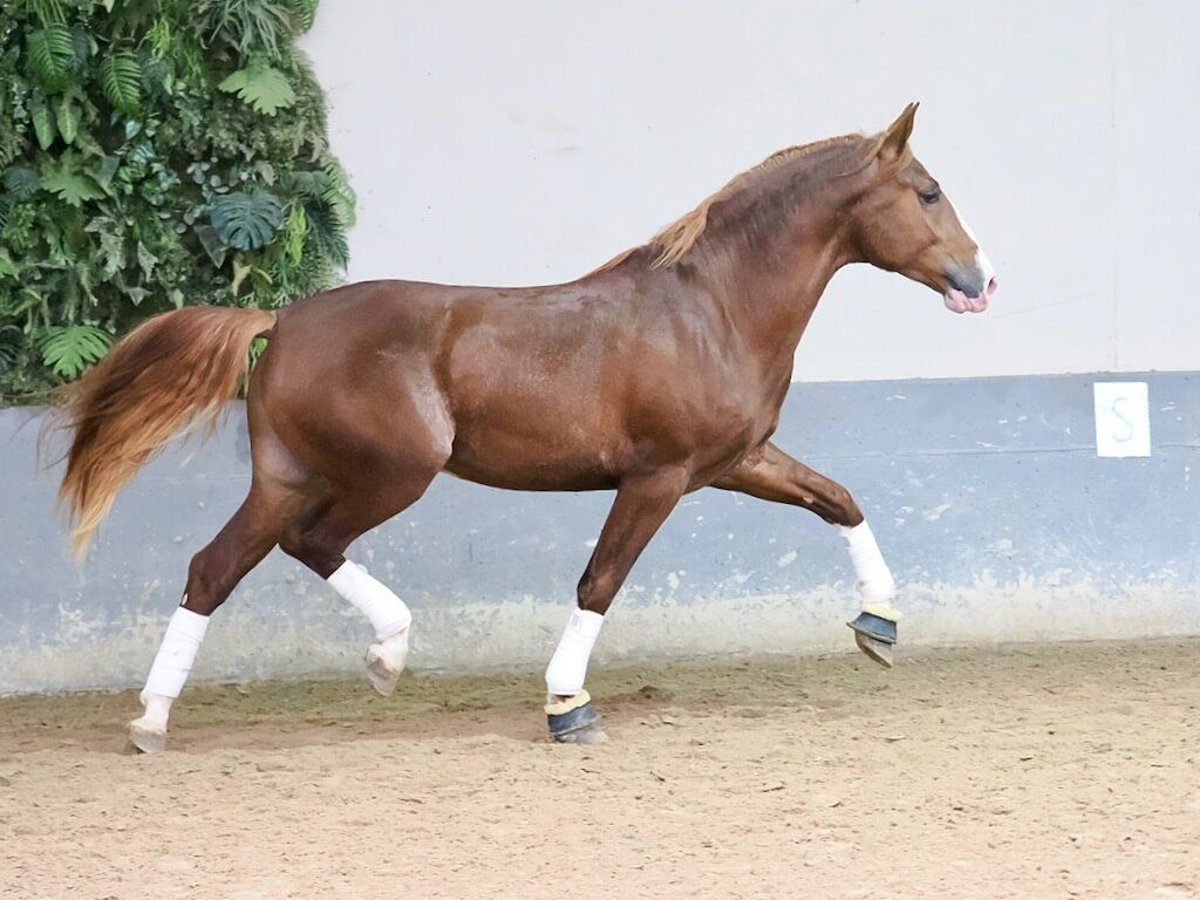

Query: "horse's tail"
(54, 305), (277, 557)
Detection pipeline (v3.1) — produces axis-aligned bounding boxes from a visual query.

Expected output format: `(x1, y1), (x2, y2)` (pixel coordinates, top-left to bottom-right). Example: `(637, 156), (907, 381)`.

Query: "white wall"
(301, 1), (1199, 382)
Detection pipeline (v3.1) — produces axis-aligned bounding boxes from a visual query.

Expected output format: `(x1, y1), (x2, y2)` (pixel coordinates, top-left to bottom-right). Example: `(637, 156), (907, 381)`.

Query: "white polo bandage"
(545, 608), (604, 697)
(144, 606), (210, 699)
(838, 520), (897, 605)
(328, 561), (412, 641)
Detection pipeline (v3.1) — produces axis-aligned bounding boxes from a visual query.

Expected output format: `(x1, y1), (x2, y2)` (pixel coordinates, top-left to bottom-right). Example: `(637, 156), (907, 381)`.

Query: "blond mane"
(588, 129), (906, 276)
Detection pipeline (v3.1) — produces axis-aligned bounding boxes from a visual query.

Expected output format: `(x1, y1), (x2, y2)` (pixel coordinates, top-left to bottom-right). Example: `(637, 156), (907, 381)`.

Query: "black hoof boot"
(545, 691), (607, 744)
(847, 606), (900, 669)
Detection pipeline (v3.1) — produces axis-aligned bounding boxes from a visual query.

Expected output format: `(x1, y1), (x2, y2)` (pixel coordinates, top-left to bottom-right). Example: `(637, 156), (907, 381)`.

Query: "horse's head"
(849, 103), (998, 314)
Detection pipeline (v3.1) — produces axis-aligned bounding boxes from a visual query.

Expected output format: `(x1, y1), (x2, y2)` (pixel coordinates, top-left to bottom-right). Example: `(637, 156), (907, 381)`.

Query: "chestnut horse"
(57, 103), (996, 751)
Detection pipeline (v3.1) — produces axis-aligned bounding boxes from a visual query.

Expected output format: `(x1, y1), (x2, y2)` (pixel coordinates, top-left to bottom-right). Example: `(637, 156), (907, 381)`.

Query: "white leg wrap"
(838, 520), (897, 606)
(545, 608), (604, 697)
(143, 607), (210, 700)
(137, 691), (174, 731)
(328, 561), (412, 641)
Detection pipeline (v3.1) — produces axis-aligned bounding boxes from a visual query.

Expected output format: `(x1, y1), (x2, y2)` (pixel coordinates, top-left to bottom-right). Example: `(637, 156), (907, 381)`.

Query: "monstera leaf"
(38, 325), (112, 379)
(210, 188), (283, 250)
(99, 52), (142, 115)
(218, 64), (295, 116)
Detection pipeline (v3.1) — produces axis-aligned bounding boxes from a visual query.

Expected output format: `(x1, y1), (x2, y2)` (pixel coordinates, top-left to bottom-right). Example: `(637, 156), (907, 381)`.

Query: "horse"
(55, 103), (996, 752)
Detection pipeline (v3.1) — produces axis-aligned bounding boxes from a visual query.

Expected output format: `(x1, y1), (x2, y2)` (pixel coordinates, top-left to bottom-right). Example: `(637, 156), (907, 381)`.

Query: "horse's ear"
(877, 102), (919, 162)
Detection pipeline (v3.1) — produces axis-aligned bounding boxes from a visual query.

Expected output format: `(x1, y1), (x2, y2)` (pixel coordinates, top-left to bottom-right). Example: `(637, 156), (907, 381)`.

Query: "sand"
(1, 639), (1198, 899)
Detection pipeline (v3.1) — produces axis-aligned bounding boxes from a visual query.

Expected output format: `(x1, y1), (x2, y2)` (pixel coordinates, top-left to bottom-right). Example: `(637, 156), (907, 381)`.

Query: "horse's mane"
(589, 129), (909, 275)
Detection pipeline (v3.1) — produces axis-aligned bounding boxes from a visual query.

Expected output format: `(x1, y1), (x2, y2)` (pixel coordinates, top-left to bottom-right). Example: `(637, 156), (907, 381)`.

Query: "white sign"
(1093, 382), (1151, 458)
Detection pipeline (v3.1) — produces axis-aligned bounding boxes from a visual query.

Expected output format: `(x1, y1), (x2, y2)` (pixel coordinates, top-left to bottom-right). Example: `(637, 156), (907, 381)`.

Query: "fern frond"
(4, 167), (42, 200)
(26, 26), (75, 92)
(291, 0), (317, 32)
(218, 64), (295, 116)
(99, 52), (142, 115)
(28, 0), (67, 26)
(320, 152), (356, 227)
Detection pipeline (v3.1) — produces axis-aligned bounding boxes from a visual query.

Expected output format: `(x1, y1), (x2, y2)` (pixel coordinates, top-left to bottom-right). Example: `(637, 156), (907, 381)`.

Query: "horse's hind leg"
(128, 483), (296, 753)
(278, 469), (441, 696)
(713, 441), (900, 667)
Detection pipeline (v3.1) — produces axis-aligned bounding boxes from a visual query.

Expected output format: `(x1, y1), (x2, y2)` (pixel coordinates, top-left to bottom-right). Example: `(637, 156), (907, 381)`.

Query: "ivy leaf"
(26, 26), (75, 92)
(4, 167), (41, 200)
(55, 96), (82, 145)
(193, 223), (228, 268)
(38, 324), (112, 379)
(136, 241), (157, 279)
(218, 64), (295, 116)
(41, 170), (105, 207)
(96, 231), (126, 275)
(253, 160), (276, 185)
(123, 284), (150, 305)
(30, 96), (57, 150)
(73, 131), (105, 158)
(210, 188), (282, 251)
(89, 155), (120, 191)
(99, 52), (142, 116)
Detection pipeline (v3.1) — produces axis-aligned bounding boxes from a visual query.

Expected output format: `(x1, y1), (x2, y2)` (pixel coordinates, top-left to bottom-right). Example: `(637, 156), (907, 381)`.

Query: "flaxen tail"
(54, 305), (276, 557)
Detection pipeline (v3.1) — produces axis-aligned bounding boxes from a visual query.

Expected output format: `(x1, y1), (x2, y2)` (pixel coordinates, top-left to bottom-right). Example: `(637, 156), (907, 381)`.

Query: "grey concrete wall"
(3, 371), (1197, 695)
(301, 0), (1200, 381)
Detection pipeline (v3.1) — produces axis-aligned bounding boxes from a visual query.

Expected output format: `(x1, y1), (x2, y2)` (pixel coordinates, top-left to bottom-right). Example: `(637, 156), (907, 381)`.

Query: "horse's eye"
(919, 188), (941, 205)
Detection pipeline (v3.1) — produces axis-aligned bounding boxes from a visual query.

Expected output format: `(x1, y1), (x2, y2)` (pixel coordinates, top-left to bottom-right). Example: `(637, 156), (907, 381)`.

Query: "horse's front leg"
(545, 467), (689, 743)
(713, 442), (901, 667)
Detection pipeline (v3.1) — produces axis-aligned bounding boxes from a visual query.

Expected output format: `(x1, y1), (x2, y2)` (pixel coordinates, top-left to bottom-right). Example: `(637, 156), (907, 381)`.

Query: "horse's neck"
(714, 223), (852, 372)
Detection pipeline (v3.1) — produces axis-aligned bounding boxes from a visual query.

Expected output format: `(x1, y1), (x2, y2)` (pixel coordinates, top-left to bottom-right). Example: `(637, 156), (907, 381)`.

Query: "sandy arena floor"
(1, 639), (1198, 899)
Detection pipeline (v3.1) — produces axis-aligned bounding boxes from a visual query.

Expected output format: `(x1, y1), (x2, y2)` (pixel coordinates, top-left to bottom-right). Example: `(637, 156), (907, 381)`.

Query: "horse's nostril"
(985, 275), (999, 296)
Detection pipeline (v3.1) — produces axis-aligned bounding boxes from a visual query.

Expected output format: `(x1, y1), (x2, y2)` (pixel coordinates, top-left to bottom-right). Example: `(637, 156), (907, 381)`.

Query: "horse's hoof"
(365, 650), (400, 696)
(848, 606), (898, 668)
(127, 719), (167, 755)
(365, 630), (409, 696)
(853, 632), (895, 668)
(545, 691), (603, 743)
(847, 608), (899, 643)
(553, 724), (609, 745)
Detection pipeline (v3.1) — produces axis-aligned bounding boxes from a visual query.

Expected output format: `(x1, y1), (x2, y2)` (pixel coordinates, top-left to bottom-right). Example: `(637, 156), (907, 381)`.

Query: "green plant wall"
(0, 0), (355, 401)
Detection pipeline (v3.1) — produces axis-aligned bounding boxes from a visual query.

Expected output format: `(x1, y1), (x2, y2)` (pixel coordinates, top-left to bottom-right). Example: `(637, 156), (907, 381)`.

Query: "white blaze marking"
(948, 199), (996, 291)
